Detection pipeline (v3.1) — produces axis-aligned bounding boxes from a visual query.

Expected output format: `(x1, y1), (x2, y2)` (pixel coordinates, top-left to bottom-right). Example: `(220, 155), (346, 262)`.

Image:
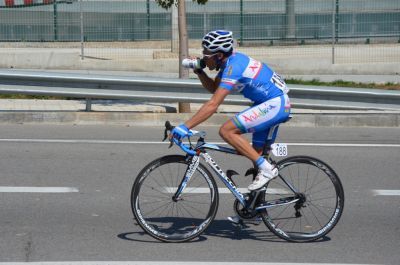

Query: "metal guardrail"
(0, 70), (399, 111)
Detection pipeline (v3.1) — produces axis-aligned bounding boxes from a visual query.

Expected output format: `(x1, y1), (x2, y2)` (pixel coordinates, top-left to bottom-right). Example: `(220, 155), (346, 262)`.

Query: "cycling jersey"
(216, 52), (291, 148)
(217, 52), (288, 104)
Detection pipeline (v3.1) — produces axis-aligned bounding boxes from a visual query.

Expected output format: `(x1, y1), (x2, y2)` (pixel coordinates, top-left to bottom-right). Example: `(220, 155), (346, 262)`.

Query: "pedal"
(226, 169), (239, 186)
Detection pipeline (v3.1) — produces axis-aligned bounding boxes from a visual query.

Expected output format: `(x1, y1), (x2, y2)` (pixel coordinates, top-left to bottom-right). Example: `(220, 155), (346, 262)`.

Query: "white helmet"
(202, 30), (234, 53)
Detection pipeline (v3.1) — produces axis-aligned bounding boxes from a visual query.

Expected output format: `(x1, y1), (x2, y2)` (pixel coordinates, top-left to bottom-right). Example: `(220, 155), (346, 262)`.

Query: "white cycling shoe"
(248, 168), (278, 191)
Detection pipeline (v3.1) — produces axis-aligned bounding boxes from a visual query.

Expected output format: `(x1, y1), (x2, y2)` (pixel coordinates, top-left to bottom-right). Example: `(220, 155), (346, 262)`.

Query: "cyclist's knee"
(219, 122), (237, 140)
(219, 125), (228, 139)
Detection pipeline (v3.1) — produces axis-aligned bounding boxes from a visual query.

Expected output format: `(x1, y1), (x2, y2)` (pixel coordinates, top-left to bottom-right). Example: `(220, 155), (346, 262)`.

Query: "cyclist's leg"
(240, 95), (290, 189)
(219, 120), (260, 162)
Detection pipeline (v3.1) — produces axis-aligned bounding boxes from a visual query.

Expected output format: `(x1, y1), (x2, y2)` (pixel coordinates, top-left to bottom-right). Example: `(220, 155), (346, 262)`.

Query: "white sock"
(257, 157), (274, 172)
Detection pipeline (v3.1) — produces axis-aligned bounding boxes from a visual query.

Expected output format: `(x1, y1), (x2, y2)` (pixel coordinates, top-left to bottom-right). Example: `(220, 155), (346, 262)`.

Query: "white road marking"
(0, 138), (399, 147)
(372, 189), (400, 196)
(0, 186), (79, 193)
(288, 143), (400, 147)
(0, 261), (382, 265)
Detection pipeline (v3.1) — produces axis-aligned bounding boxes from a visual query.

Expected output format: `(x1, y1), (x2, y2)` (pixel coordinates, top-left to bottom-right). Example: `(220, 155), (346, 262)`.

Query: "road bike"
(131, 121), (344, 242)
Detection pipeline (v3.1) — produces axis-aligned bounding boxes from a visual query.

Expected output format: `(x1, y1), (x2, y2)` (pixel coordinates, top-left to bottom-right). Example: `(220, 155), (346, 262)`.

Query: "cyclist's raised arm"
(195, 70), (220, 94)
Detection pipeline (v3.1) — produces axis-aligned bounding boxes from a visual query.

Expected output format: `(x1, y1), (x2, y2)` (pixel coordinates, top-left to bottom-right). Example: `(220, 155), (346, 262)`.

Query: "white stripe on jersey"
(242, 57), (262, 79)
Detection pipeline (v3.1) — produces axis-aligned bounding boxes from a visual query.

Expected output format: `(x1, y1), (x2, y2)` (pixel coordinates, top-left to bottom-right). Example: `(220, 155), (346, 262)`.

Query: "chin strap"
(215, 56), (223, 71)
(214, 54), (229, 71)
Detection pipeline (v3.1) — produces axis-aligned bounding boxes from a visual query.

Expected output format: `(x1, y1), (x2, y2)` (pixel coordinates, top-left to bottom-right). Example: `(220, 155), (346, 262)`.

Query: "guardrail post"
(85, 98), (92, 111)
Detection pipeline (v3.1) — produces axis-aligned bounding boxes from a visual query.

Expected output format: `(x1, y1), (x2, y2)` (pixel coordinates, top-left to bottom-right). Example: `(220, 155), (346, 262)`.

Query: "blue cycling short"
(231, 94), (291, 148)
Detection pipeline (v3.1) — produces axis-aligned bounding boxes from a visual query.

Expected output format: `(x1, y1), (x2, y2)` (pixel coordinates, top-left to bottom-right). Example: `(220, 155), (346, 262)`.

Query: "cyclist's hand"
(170, 124), (191, 140)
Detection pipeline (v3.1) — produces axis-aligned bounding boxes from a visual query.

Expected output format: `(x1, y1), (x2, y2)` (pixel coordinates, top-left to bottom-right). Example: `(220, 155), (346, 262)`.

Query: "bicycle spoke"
(310, 195), (337, 202)
(308, 203), (324, 228)
(304, 166), (322, 193)
(139, 199), (169, 206)
(290, 214), (298, 232)
(267, 203), (292, 224)
(306, 178), (332, 194)
(181, 200), (208, 216)
(141, 184), (171, 198)
(305, 164), (311, 194)
(301, 208), (313, 231)
(308, 185), (336, 196)
(297, 163), (301, 192)
(142, 200), (173, 218)
(181, 193), (212, 197)
(158, 166), (174, 192)
(309, 202), (331, 220)
(178, 202), (196, 219)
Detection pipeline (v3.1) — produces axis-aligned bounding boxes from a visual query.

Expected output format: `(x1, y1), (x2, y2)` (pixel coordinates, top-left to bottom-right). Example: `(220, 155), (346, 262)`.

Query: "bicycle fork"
(172, 155), (200, 201)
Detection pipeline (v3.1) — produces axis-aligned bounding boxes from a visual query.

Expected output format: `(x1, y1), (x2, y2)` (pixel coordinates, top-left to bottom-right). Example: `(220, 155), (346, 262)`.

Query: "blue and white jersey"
(217, 52), (289, 104)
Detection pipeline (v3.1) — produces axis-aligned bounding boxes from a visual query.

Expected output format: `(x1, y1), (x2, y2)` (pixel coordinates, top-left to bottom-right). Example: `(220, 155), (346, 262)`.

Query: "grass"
(0, 94), (79, 100)
(0, 79), (399, 100)
(0, 94), (74, 100)
(285, 78), (400, 90)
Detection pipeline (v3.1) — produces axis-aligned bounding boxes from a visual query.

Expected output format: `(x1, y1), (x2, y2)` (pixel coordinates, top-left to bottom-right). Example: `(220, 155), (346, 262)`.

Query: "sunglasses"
(202, 53), (217, 60)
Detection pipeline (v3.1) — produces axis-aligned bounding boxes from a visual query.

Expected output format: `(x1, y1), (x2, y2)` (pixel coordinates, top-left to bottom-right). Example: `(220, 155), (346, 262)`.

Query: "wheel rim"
(263, 157), (343, 241)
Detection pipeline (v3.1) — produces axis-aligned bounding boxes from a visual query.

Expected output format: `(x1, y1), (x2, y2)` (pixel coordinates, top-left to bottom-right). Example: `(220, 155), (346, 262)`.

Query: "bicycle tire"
(260, 155), (344, 242)
(131, 155), (219, 242)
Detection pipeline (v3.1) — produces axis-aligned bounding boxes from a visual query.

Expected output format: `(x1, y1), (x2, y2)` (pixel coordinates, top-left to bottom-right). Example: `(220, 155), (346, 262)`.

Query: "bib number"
(271, 143), (288, 157)
(271, 73), (289, 93)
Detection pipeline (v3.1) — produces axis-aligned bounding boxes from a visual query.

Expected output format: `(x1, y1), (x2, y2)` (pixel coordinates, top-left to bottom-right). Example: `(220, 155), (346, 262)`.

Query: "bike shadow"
(118, 219), (331, 243)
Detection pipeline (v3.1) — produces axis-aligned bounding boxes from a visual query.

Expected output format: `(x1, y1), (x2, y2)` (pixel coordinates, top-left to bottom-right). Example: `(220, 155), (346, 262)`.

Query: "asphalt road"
(0, 124), (399, 264)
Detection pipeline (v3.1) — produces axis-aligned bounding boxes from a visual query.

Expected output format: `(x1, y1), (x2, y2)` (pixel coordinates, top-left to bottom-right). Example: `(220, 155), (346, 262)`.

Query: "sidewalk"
(0, 99), (399, 127)
(1, 43), (400, 75)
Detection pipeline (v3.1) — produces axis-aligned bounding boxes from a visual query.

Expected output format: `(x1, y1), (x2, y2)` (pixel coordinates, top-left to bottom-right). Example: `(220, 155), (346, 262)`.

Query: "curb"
(0, 111), (399, 127)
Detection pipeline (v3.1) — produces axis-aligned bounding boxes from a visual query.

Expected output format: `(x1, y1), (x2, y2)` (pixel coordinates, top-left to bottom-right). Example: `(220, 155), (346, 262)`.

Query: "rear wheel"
(260, 156), (344, 242)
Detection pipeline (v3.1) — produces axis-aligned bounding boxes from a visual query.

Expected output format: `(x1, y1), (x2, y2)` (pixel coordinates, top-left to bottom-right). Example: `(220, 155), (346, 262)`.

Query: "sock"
(255, 156), (273, 172)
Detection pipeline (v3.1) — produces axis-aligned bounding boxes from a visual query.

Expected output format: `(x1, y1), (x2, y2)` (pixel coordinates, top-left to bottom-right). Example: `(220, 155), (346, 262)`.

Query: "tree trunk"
(177, 0), (191, 113)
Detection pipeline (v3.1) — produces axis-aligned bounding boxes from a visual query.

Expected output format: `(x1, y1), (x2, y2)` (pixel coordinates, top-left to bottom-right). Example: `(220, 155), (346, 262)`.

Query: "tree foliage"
(155, 0), (208, 9)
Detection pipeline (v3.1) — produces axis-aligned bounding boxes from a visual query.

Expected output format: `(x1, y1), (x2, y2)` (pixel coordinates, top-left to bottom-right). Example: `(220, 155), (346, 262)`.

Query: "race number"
(271, 143), (288, 157)
(270, 72), (289, 93)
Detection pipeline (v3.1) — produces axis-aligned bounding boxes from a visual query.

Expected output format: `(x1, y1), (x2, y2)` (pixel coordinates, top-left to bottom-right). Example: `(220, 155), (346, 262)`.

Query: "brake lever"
(162, 121), (175, 149)
(162, 128), (168, 142)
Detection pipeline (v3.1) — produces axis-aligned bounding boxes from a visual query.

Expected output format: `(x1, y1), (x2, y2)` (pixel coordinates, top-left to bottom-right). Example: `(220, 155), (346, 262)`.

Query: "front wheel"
(131, 155), (219, 242)
(260, 156), (344, 242)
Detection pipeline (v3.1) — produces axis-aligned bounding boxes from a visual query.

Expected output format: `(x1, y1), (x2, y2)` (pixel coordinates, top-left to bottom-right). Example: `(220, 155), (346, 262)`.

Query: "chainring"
(233, 196), (258, 219)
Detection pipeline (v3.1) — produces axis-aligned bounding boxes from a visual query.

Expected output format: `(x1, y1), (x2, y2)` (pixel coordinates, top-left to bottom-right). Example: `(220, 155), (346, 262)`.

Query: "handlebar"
(163, 121), (197, 156)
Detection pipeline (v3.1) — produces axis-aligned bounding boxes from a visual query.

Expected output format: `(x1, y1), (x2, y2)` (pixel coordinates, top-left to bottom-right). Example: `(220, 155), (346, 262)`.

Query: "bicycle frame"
(174, 140), (300, 210)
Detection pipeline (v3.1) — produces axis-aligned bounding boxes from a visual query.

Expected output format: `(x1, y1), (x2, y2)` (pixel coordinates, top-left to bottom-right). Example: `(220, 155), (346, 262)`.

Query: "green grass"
(0, 94), (72, 100)
(285, 78), (400, 90)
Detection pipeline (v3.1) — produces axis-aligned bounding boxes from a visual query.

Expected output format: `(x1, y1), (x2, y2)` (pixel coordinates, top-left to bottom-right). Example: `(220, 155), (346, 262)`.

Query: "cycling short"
(231, 94), (291, 148)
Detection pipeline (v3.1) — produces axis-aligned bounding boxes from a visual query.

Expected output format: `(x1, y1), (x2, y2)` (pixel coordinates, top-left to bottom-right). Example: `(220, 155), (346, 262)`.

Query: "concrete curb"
(0, 111), (398, 127)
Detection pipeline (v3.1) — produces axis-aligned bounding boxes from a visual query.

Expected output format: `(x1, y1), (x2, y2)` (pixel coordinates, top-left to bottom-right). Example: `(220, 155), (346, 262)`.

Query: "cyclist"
(171, 29), (291, 192)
